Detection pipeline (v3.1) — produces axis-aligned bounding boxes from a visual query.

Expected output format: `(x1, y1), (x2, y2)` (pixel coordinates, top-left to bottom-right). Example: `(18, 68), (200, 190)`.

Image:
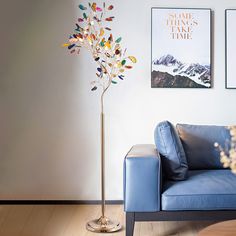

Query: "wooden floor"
(0, 205), (216, 236)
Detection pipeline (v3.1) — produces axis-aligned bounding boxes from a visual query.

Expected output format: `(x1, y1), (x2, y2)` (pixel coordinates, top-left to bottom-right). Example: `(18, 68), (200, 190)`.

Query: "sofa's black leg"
(126, 212), (135, 236)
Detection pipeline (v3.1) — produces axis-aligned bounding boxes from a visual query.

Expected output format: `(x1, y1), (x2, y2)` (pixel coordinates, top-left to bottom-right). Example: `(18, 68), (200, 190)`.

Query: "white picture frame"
(226, 9), (236, 89)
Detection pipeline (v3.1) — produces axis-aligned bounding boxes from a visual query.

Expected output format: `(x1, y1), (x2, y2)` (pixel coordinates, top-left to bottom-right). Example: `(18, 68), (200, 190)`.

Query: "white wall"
(1, 0), (236, 200)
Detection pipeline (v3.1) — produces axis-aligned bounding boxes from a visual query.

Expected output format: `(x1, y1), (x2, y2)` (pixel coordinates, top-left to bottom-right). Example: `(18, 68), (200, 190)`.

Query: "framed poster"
(226, 9), (236, 89)
(151, 8), (212, 88)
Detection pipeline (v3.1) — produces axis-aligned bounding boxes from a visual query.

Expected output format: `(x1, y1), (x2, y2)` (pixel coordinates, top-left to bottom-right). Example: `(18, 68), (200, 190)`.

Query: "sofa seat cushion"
(162, 170), (236, 211)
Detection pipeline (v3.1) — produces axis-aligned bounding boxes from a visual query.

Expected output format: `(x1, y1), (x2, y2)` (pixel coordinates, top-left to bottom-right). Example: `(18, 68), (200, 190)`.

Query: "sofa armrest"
(124, 144), (162, 212)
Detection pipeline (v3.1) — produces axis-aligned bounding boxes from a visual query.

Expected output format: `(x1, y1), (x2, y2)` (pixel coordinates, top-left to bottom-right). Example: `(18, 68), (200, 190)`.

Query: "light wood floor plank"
(19, 205), (54, 236)
(63, 205), (99, 236)
(0, 205), (33, 236)
(41, 205), (76, 236)
(0, 205), (217, 236)
(0, 205), (14, 229)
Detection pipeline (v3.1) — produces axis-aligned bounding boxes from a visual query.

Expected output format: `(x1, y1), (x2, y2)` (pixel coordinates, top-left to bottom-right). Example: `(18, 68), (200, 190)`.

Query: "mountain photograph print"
(151, 8), (212, 88)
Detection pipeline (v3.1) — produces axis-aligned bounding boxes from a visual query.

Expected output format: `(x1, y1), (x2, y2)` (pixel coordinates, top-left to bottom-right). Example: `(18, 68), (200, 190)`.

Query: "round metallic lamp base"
(86, 216), (122, 233)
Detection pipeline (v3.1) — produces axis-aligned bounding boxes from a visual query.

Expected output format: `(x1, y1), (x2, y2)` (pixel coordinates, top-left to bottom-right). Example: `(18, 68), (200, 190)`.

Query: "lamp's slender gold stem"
(86, 89), (121, 233)
(101, 90), (105, 218)
(101, 111), (105, 218)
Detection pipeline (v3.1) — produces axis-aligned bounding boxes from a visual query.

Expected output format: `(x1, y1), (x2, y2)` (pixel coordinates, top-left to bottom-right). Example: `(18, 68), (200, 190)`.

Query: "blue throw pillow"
(154, 121), (188, 180)
(176, 124), (230, 170)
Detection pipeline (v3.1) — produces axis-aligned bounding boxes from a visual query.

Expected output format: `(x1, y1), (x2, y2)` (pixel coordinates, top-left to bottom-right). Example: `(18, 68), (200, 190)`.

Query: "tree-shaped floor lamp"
(63, 2), (137, 233)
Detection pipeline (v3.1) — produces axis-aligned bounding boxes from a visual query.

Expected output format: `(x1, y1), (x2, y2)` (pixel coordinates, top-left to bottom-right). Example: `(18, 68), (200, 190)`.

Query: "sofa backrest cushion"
(176, 124), (230, 170)
(154, 121), (188, 180)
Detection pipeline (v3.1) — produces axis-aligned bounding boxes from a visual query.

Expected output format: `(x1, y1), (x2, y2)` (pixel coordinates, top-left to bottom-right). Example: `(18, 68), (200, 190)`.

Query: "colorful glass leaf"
(91, 34), (96, 40)
(112, 80), (117, 84)
(91, 3), (97, 11)
(78, 18), (84, 22)
(115, 37), (122, 43)
(116, 62), (122, 68)
(100, 38), (105, 47)
(79, 4), (87, 10)
(62, 43), (70, 47)
(115, 49), (120, 55)
(75, 24), (81, 31)
(105, 42), (111, 50)
(125, 65), (133, 69)
(91, 86), (97, 91)
(96, 7), (102, 12)
(83, 13), (87, 19)
(87, 36), (92, 45)
(95, 57), (100, 61)
(105, 17), (113, 22)
(99, 28), (105, 37)
(115, 44), (120, 50)
(97, 67), (102, 72)
(93, 16), (100, 22)
(68, 44), (75, 50)
(128, 56), (137, 63)
(105, 27), (111, 31)
(121, 60), (126, 66)
(119, 69), (125, 73)
(77, 33), (83, 39)
(108, 5), (114, 10)
(118, 75), (124, 80)
(108, 34), (113, 42)
(105, 52), (111, 58)
(69, 38), (78, 43)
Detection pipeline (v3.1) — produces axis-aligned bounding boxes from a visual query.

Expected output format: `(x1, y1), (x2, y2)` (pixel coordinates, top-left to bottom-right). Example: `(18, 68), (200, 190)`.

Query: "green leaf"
(115, 37), (122, 43)
(83, 13), (87, 19)
(79, 4), (87, 10)
(121, 60), (126, 66)
(111, 80), (117, 84)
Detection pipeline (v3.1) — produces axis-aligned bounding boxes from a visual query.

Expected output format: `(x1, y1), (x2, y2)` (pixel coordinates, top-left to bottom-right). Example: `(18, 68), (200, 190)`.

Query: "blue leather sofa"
(124, 121), (236, 236)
